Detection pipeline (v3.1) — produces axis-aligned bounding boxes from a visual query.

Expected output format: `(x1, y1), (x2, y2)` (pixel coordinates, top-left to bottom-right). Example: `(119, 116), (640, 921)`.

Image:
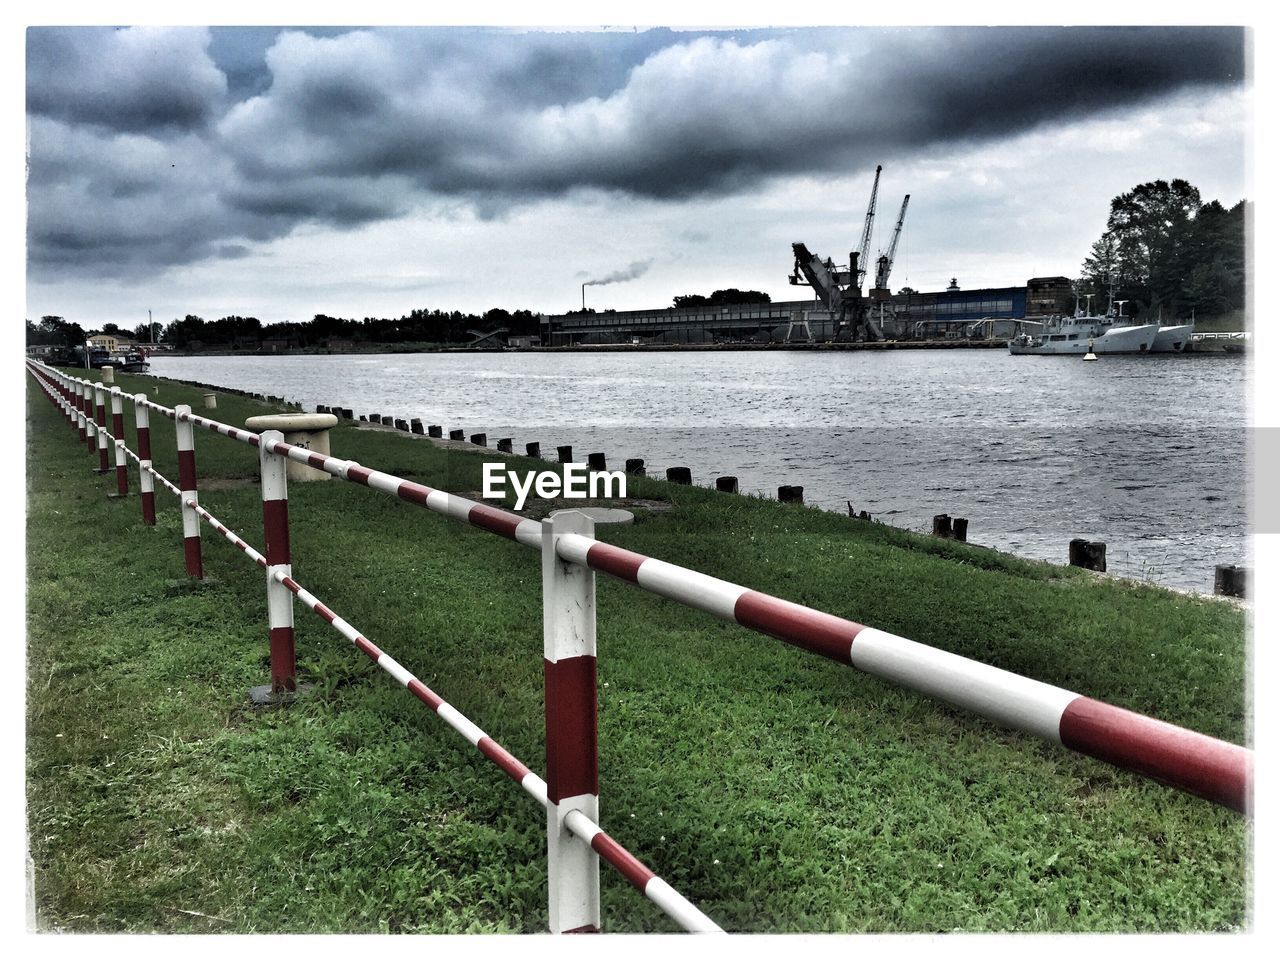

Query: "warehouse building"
(542, 277), (1074, 345)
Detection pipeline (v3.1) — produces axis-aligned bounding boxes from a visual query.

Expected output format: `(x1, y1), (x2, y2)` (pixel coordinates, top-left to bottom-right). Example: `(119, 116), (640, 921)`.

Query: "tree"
(163, 315), (208, 348)
(708, 288), (770, 305)
(132, 322), (162, 343)
(37, 314), (85, 347)
(673, 289), (770, 309)
(1080, 180), (1246, 318)
(1105, 178), (1201, 312)
(673, 294), (708, 309)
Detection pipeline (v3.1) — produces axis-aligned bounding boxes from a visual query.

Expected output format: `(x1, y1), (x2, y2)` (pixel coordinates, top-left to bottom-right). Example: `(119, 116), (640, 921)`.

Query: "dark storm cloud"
(26, 26), (226, 134)
(26, 25), (1245, 281)
(219, 26), (1244, 201)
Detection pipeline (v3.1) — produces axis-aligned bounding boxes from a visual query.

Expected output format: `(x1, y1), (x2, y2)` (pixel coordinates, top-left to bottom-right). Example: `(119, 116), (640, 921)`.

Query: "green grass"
(25, 368), (1249, 933)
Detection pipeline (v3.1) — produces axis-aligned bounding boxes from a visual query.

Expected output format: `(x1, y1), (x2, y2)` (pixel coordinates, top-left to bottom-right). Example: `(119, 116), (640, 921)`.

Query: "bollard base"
(248, 682), (314, 707)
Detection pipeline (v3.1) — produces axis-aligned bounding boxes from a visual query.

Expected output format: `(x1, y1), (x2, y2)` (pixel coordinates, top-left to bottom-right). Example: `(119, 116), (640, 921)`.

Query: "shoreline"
(143, 338), (1248, 358)
(122, 367), (1244, 598)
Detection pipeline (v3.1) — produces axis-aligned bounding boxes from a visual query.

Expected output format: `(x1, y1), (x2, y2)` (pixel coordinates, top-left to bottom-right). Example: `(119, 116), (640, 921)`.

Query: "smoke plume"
(585, 259), (654, 287)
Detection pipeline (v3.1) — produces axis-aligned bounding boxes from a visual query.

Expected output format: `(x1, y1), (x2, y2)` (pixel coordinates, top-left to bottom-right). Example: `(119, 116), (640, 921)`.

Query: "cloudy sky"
(24, 24), (1249, 327)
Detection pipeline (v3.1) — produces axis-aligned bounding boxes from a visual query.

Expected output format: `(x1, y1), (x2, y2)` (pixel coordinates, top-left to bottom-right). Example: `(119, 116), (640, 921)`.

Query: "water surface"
(151, 350), (1247, 592)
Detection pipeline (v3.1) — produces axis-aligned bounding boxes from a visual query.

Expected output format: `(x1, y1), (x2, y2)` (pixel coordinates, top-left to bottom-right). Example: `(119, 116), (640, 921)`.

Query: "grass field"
(25, 368), (1249, 933)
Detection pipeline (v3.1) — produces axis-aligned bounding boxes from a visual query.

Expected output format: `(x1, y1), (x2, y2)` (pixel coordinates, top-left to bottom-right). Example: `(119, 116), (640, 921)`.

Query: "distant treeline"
(30, 288), (778, 354)
(672, 289), (771, 309)
(155, 307), (552, 350)
(1079, 179), (1248, 320)
(25, 309), (546, 351)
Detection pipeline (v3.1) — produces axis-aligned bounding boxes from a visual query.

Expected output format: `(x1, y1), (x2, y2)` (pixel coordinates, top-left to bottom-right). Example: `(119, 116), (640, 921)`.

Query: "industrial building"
(542, 276), (1074, 346)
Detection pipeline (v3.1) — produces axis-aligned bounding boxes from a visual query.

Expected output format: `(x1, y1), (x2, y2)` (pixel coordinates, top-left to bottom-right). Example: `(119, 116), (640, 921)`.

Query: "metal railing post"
(76, 380), (88, 447)
(94, 382), (110, 472)
(258, 430), (297, 697)
(542, 510), (601, 934)
(174, 404), (203, 579)
(134, 394), (156, 525)
(57, 370), (72, 427)
(109, 388), (129, 496)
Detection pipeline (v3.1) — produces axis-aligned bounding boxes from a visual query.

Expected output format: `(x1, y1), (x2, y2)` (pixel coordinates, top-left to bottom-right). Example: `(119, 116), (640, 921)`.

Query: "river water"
(150, 350), (1248, 593)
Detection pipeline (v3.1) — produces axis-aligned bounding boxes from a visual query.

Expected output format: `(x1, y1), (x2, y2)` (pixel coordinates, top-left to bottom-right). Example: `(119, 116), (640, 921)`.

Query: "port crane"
(872, 194), (910, 294)
(788, 165), (889, 340)
(854, 165), (882, 291)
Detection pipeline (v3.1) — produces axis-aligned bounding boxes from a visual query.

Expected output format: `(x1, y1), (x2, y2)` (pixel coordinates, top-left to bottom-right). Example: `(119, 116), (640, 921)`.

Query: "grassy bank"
(25, 369), (1249, 933)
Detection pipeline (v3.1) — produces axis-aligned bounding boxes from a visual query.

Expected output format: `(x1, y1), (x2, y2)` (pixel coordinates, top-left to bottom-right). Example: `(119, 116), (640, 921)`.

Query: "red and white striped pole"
(93, 383), (110, 472)
(174, 404), (203, 579)
(109, 388), (129, 496)
(76, 380), (89, 447)
(57, 371), (72, 427)
(258, 429), (297, 698)
(542, 510), (601, 934)
(134, 393), (156, 525)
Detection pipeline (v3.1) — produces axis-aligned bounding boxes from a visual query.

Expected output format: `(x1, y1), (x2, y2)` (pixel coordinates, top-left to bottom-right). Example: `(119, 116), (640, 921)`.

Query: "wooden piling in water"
(526, 441), (541, 458)
(1214, 564), (1246, 598)
(497, 438), (513, 453)
(587, 452), (607, 471)
(715, 476), (739, 493)
(1069, 539), (1107, 572)
(558, 445), (573, 463)
(667, 467), (692, 485)
(625, 458), (645, 475)
(778, 485), (804, 505)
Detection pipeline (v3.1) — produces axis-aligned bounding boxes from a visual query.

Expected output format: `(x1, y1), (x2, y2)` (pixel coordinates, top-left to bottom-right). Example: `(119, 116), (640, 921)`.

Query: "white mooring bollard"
(244, 413), (339, 482)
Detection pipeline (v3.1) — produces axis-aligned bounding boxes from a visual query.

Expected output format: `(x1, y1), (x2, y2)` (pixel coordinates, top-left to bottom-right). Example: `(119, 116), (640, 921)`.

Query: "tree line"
(26, 307), (549, 352)
(672, 288), (771, 309)
(1079, 179), (1247, 319)
(29, 288), (777, 353)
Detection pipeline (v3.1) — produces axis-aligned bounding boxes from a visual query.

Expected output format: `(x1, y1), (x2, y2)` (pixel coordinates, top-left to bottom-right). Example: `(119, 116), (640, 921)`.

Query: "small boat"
(117, 352), (151, 372)
(92, 350), (151, 372)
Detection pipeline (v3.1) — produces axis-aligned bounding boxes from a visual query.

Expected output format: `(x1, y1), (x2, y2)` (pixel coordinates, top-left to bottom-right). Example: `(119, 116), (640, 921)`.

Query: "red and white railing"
(25, 358), (1254, 935)
(244, 406), (1252, 814)
(26, 359), (718, 933)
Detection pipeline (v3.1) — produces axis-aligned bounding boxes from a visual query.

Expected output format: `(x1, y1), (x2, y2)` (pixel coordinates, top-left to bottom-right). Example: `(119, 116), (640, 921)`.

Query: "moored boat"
(1151, 322), (1194, 353)
(1008, 314), (1158, 355)
(115, 351), (151, 372)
